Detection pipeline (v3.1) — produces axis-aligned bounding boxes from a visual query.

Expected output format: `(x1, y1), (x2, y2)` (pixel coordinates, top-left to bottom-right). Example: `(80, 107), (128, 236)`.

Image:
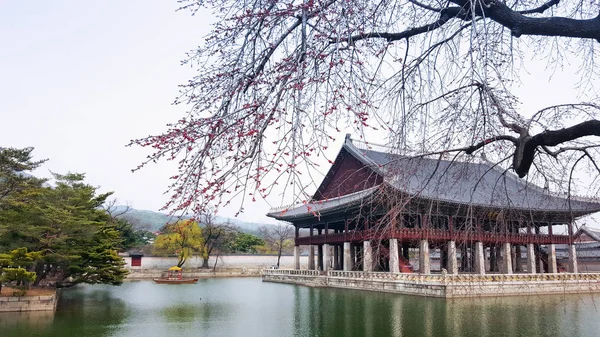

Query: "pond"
(1, 277), (599, 337)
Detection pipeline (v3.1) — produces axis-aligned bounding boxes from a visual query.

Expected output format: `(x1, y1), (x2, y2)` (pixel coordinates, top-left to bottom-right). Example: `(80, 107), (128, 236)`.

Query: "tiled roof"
(349, 142), (600, 213)
(267, 187), (377, 220)
(267, 138), (600, 220)
(574, 225), (600, 242)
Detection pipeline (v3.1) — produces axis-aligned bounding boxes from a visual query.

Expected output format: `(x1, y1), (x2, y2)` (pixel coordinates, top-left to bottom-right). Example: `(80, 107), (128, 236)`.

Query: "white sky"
(1, 1), (598, 227)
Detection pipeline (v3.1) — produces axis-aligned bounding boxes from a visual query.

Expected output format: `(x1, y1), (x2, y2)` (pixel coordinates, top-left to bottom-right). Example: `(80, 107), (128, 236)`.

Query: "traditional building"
(267, 136), (600, 277)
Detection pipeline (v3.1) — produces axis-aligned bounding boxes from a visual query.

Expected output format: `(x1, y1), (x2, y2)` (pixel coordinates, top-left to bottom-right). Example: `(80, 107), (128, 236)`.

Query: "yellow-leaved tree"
(154, 220), (203, 267)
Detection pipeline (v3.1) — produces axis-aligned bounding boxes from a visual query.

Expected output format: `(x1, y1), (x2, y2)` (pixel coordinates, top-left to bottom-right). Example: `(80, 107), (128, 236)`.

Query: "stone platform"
(262, 269), (600, 298)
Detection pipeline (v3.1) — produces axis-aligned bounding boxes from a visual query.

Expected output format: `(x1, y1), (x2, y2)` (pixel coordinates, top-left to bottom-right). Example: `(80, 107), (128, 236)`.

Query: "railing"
(296, 229), (570, 245)
(262, 269), (320, 276)
(265, 269), (600, 283)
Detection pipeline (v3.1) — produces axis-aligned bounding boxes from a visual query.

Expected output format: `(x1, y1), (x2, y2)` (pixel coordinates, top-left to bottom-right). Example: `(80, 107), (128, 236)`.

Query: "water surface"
(1, 278), (599, 337)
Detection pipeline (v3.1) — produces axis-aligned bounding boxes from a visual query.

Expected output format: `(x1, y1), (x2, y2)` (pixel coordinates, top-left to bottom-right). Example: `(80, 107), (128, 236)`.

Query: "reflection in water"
(162, 304), (199, 323)
(0, 310), (54, 330)
(1, 279), (599, 337)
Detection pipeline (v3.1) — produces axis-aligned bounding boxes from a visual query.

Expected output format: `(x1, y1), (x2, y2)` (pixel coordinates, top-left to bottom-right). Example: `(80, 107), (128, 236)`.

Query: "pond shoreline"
(126, 268), (262, 280)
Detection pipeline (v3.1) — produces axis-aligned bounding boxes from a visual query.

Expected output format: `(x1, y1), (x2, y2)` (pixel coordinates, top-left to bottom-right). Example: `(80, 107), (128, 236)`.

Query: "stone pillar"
(389, 239), (400, 273)
(343, 242), (352, 271)
(294, 246), (300, 270)
(496, 245), (503, 272)
(460, 244), (469, 272)
(363, 241), (373, 272)
(323, 244), (330, 271)
(527, 243), (536, 274)
(440, 248), (448, 271)
(489, 245), (497, 272)
(514, 245), (522, 272)
(333, 245), (339, 270)
(568, 244), (578, 273)
(308, 245), (315, 270)
(419, 239), (430, 274)
(547, 244), (558, 273)
(501, 242), (513, 274)
(448, 240), (458, 275)
(356, 244), (363, 271)
(474, 241), (485, 275)
(350, 244), (356, 270)
(317, 245), (324, 271)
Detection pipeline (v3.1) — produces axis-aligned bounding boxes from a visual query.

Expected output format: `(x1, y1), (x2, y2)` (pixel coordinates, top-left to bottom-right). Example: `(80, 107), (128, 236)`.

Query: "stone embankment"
(0, 292), (58, 312)
(263, 269), (600, 298)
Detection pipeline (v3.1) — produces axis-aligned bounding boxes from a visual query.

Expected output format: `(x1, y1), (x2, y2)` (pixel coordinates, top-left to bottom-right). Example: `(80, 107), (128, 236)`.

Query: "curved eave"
(267, 187), (377, 221)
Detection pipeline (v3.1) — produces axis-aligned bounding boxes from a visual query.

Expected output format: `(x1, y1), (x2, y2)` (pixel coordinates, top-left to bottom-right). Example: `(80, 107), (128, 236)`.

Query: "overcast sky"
(1, 1), (598, 227)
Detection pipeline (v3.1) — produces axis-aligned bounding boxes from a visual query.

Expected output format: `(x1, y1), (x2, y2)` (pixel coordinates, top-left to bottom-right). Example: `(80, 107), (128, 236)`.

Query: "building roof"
(268, 137), (600, 221)
(355, 146), (600, 214)
(574, 225), (600, 242)
(267, 187), (377, 220)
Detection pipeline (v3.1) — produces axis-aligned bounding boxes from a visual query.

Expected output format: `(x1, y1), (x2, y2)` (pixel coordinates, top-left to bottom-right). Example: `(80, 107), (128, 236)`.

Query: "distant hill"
(112, 206), (272, 234)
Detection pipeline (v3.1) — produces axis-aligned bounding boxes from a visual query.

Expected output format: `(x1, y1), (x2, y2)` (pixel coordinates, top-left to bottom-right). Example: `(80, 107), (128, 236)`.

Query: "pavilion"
(266, 135), (600, 279)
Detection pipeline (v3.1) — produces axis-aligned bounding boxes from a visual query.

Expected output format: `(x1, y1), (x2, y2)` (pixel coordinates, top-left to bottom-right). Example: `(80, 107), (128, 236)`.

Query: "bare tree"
(198, 212), (236, 268)
(130, 0), (600, 215)
(102, 199), (131, 219)
(259, 224), (294, 268)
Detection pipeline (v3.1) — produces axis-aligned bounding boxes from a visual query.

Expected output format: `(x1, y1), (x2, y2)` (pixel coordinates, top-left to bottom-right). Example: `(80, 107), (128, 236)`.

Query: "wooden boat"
(153, 277), (198, 284)
(153, 266), (198, 284)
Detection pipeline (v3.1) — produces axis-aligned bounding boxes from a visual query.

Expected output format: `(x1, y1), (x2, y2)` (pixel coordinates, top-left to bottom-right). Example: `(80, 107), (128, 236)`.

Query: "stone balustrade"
(262, 269), (320, 276)
(263, 269), (600, 297)
(271, 269), (600, 282)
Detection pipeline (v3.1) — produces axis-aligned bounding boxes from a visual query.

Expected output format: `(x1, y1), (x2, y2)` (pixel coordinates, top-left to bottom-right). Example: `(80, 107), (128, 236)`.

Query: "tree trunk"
(202, 257), (210, 269)
(213, 253), (220, 271)
(277, 247), (282, 267)
(33, 263), (46, 286)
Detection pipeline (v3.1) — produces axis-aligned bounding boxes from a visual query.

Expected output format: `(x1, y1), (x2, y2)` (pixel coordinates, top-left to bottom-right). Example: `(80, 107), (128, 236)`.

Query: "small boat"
(153, 266), (199, 284)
